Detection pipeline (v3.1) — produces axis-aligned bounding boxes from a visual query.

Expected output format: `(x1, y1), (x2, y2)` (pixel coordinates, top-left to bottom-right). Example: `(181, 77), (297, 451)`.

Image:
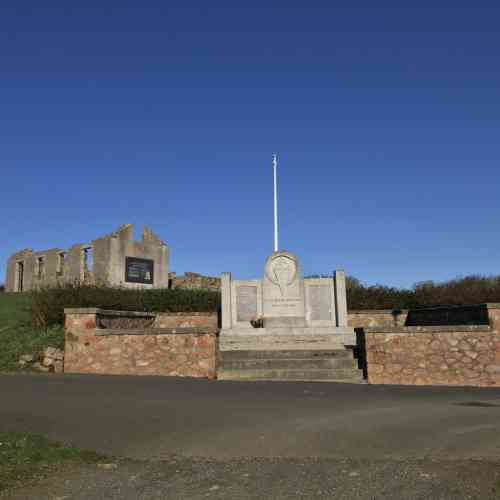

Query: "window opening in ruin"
(37, 257), (45, 280)
(83, 247), (94, 280)
(16, 261), (24, 292)
(57, 252), (65, 276)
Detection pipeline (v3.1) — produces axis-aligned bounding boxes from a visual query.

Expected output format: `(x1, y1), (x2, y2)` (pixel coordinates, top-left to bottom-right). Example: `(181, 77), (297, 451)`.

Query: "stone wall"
(64, 308), (217, 378)
(154, 312), (218, 329)
(365, 325), (500, 387)
(348, 310), (408, 329)
(169, 272), (220, 291)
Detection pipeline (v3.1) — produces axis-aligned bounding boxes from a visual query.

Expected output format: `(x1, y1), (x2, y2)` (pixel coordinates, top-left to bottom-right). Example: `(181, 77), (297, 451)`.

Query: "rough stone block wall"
(366, 326), (500, 386)
(64, 310), (217, 378)
(348, 310), (408, 329)
(65, 332), (217, 378)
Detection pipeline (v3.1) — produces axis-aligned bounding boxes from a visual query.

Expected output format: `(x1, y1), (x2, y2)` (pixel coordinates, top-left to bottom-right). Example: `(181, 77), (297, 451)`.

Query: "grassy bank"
(0, 293), (64, 372)
(0, 432), (103, 492)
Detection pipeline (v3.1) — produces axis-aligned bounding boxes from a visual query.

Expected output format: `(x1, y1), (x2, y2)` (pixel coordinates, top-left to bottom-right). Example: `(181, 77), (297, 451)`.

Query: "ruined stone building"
(5, 225), (170, 292)
(169, 272), (221, 292)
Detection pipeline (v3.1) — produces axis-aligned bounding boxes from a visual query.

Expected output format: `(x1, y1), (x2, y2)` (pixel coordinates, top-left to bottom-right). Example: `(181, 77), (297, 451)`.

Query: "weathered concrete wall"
(105, 225), (169, 289)
(5, 249), (32, 292)
(92, 235), (112, 286)
(64, 308), (217, 378)
(5, 248), (65, 292)
(66, 244), (85, 284)
(42, 249), (61, 288)
(365, 324), (500, 387)
(5, 224), (170, 292)
(348, 310), (408, 329)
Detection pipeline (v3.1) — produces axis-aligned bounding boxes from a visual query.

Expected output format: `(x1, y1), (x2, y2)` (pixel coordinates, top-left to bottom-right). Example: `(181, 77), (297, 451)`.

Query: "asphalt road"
(2, 374), (500, 461)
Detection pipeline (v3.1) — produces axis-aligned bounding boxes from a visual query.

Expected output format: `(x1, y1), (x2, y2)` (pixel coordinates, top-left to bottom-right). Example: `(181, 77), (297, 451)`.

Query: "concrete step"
(220, 358), (358, 370)
(219, 349), (353, 361)
(219, 335), (353, 351)
(217, 368), (365, 382)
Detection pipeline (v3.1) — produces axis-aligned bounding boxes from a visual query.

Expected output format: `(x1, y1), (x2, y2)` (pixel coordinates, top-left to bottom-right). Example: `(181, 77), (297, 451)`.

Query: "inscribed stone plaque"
(125, 257), (154, 284)
(263, 251), (305, 319)
(309, 285), (331, 321)
(236, 286), (258, 322)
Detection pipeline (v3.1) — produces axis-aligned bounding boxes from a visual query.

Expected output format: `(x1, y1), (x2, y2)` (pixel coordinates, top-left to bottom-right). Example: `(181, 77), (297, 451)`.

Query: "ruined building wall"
(169, 272), (221, 291)
(5, 225), (169, 292)
(104, 225), (170, 289)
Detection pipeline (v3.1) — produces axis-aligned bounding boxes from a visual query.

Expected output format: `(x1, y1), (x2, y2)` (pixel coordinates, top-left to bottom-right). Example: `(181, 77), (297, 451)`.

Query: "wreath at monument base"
(250, 316), (264, 328)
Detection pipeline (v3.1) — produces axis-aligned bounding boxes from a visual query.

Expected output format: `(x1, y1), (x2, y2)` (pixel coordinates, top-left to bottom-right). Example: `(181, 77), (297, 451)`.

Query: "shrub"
(347, 274), (500, 310)
(0, 293), (64, 371)
(30, 283), (221, 328)
(27, 274), (500, 328)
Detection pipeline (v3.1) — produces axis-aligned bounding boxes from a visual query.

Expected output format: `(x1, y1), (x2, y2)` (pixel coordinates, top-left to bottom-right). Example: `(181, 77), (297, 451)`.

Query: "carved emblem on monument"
(265, 253), (298, 296)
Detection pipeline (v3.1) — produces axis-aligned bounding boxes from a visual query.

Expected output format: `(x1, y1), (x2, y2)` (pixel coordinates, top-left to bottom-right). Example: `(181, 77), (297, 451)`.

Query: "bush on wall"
(31, 283), (221, 329)
(346, 275), (500, 311)
(29, 274), (500, 328)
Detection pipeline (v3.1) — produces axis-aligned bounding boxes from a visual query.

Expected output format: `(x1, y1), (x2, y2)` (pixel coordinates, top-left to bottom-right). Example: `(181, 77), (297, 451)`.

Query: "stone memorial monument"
(218, 156), (362, 381)
(220, 250), (355, 352)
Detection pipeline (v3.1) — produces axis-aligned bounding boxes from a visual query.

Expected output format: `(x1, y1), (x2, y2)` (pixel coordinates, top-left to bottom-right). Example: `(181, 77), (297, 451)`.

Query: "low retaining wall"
(64, 308), (218, 378)
(366, 325), (500, 387)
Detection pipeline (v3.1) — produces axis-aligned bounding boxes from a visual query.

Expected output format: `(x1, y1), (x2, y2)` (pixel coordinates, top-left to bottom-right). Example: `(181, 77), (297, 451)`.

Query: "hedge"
(347, 275), (500, 310)
(29, 274), (500, 328)
(31, 284), (221, 328)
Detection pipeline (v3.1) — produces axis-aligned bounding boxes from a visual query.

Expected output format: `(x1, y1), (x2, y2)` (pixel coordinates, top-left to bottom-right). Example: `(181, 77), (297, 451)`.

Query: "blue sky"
(1, 1), (499, 288)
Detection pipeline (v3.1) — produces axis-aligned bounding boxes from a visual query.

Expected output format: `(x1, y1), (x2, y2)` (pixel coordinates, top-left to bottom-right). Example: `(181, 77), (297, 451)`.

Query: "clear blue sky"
(1, 1), (499, 288)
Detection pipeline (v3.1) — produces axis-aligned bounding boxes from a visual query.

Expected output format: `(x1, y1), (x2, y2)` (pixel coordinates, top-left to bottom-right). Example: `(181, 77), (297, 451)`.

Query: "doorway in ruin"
(16, 261), (24, 292)
(83, 246), (94, 282)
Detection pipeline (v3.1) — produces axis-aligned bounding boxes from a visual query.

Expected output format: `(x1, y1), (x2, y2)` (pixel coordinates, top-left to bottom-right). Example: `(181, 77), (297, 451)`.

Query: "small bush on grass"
(0, 324), (64, 372)
(0, 294), (64, 372)
(31, 283), (221, 328)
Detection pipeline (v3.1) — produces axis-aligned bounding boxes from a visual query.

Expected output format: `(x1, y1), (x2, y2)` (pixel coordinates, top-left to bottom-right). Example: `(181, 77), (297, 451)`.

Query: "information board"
(125, 257), (154, 284)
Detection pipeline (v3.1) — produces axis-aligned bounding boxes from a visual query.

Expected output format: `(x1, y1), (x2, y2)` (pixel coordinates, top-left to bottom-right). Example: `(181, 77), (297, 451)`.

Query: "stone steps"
(217, 349), (364, 383)
(219, 334), (355, 352)
(220, 358), (357, 370)
(219, 349), (353, 360)
(218, 368), (365, 382)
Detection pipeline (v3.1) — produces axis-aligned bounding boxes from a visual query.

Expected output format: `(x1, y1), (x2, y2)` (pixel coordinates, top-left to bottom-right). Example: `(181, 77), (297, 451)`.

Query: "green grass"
(0, 293), (64, 372)
(0, 432), (103, 492)
(0, 293), (31, 330)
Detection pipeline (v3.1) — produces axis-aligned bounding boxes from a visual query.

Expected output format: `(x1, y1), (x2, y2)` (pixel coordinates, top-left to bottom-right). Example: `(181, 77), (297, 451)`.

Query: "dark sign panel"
(125, 257), (154, 284)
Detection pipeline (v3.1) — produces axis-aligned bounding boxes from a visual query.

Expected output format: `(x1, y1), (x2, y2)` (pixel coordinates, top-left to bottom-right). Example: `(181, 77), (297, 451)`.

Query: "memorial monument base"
(219, 327), (356, 351)
(218, 251), (364, 382)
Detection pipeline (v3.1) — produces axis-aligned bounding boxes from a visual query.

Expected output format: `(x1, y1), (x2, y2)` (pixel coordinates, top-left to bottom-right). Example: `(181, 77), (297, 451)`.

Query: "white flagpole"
(273, 154), (279, 252)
